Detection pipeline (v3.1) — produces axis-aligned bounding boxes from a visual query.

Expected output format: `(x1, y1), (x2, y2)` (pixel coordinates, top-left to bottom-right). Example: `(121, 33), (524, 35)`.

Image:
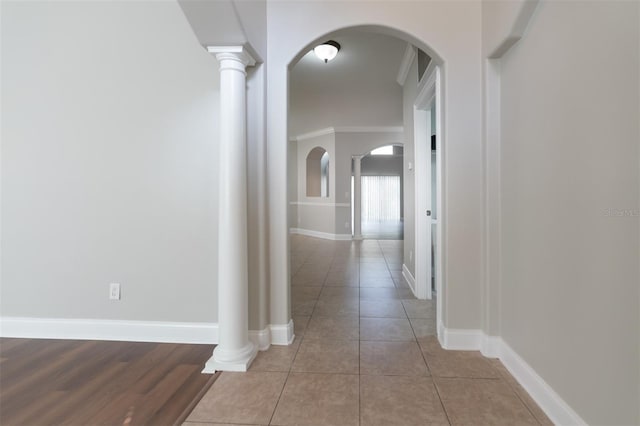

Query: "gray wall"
(288, 140), (298, 230)
(293, 133), (337, 234)
(499, 1), (639, 424)
(1, 1), (221, 323)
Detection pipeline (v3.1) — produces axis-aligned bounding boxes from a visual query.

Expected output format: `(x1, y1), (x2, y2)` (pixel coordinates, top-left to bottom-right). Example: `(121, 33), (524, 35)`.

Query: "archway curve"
(270, 20), (448, 342)
(358, 142), (404, 158)
(287, 24), (445, 70)
(305, 146), (330, 198)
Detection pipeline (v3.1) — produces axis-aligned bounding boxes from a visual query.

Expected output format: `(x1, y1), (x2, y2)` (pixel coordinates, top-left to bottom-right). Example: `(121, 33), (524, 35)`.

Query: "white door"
(414, 107), (432, 299)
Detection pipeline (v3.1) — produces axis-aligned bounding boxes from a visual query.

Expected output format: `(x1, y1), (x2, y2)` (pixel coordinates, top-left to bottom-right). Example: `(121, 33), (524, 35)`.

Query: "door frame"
(413, 64), (443, 333)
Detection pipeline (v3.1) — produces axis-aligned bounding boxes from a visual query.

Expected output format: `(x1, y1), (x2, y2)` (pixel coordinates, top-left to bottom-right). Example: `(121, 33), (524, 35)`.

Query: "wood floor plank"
(0, 341), (101, 408)
(0, 338), (215, 426)
(147, 367), (217, 426)
(36, 361), (130, 425)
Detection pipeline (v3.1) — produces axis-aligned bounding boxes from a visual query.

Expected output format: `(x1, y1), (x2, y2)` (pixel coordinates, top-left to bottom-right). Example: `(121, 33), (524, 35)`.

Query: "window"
(370, 145), (394, 156)
(361, 175), (401, 222)
(306, 147), (329, 197)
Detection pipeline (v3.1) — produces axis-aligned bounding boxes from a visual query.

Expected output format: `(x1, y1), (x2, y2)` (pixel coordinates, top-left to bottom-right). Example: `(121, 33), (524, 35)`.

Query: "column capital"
(207, 45), (256, 68)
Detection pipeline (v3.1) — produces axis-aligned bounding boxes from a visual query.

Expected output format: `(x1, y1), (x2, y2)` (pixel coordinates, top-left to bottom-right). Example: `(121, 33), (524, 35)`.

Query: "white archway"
(275, 23), (447, 346)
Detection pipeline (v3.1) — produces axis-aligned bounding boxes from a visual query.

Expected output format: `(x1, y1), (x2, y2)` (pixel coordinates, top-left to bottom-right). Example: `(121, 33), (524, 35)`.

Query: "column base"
(202, 341), (258, 373)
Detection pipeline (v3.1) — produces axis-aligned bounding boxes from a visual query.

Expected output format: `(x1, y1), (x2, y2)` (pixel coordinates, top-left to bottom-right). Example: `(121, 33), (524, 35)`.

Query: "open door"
(413, 107), (432, 299)
(413, 66), (441, 303)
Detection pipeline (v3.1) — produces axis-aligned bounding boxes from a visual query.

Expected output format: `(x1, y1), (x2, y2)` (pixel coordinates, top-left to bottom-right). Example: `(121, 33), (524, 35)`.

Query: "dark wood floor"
(0, 338), (217, 426)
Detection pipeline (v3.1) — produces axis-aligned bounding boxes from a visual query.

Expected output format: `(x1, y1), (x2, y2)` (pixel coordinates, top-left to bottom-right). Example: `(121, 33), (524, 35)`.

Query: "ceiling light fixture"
(314, 40), (341, 63)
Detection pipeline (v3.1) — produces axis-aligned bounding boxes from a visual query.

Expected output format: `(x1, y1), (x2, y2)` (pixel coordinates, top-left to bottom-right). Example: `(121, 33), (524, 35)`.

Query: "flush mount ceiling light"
(314, 40), (341, 63)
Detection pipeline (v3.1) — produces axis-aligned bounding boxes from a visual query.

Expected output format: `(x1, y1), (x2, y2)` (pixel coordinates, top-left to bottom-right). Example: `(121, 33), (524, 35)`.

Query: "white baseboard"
(0, 316), (218, 344)
(441, 327), (483, 351)
(270, 319), (295, 345)
(248, 327), (271, 351)
(0, 317), (298, 349)
(290, 228), (352, 241)
(480, 334), (503, 358)
(402, 264), (417, 295)
(441, 326), (587, 426)
(499, 339), (586, 426)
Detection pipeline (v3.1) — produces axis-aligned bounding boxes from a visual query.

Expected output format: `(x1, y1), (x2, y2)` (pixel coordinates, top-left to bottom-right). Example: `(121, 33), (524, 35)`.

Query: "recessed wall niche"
(306, 147), (329, 197)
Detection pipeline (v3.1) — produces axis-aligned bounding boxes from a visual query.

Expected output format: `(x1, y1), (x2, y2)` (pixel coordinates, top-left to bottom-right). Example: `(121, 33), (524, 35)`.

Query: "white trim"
(0, 317), (299, 350)
(396, 42), (416, 86)
(289, 228), (352, 241)
(290, 201), (350, 207)
(440, 327), (483, 351)
(206, 45), (256, 67)
(294, 127), (335, 142)
(0, 317), (218, 344)
(270, 320), (295, 345)
(248, 327), (271, 351)
(293, 126), (403, 142)
(334, 126), (403, 134)
(203, 346), (257, 373)
(480, 334), (503, 358)
(414, 61), (437, 109)
(413, 65), (441, 302)
(499, 339), (587, 426)
(402, 264), (417, 295)
(439, 327), (587, 426)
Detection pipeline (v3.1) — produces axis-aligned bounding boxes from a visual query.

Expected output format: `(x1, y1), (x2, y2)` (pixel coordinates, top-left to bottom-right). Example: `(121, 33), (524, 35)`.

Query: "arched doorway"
(280, 25), (444, 345)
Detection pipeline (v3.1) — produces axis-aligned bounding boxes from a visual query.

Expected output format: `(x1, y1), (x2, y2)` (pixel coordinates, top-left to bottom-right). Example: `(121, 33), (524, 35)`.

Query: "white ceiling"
(289, 29), (408, 93)
(288, 29), (409, 135)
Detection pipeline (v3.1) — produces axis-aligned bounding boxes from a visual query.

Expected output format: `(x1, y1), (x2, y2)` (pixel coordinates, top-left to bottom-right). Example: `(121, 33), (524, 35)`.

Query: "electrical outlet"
(109, 283), (121, 300)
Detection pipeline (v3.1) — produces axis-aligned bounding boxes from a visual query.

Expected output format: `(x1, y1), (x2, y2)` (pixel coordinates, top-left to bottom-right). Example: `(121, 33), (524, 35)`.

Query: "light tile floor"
(185, 236), (552, 426)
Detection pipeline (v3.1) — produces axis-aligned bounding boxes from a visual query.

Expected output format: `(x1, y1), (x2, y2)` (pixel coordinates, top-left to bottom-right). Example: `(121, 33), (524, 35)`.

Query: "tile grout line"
(268, 240), (313, 426)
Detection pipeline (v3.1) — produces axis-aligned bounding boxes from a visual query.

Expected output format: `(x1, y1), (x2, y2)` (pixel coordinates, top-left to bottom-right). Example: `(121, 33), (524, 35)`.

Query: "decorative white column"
(353, 155), (363, 240)
(204, 46), (257, 373)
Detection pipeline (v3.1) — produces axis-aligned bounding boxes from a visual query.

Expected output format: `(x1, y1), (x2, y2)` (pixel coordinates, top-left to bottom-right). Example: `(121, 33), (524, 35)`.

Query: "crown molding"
(292, 126), (403, 142)
(397, 43), (416, 86)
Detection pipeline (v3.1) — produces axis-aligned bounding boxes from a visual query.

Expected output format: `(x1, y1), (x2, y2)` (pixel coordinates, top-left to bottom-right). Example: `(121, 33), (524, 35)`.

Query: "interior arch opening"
(306, 147), (330, 197)
(287, 25), (444, 347)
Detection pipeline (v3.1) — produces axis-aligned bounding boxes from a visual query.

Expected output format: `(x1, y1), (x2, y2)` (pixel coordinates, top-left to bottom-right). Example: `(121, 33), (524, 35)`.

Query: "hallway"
(185, 236), (551, 425)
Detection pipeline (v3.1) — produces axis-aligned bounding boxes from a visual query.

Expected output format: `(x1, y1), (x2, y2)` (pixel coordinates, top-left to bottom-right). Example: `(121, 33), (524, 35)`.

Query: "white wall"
(498, 1), (639, 424)
(289, 86), (402, 137)
(1, 1), (220, 323)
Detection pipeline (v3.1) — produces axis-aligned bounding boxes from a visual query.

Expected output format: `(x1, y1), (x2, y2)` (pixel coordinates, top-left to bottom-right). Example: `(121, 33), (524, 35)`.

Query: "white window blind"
(361, 176), (400, 222)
